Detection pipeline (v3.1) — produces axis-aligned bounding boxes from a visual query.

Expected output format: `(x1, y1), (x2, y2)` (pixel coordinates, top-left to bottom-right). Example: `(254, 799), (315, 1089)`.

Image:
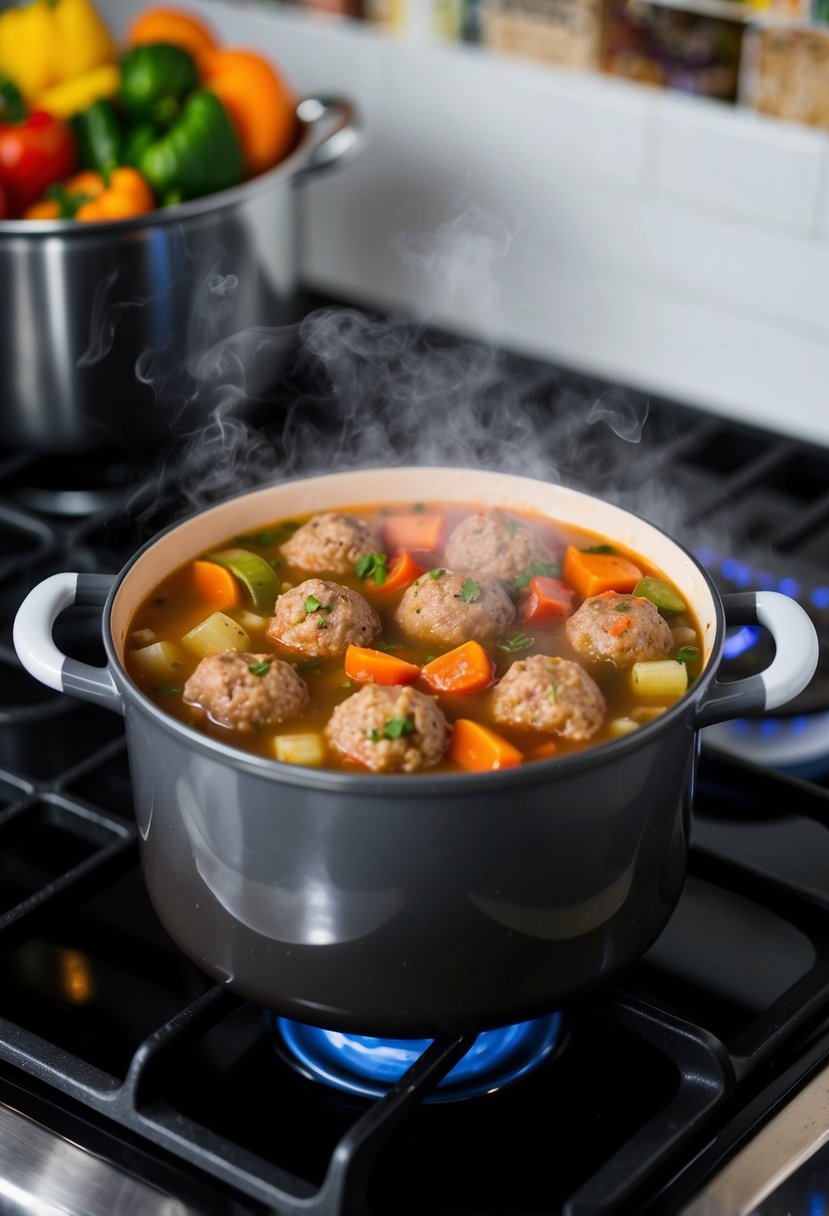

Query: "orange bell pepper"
(127, 6), (218, 64)
(200, 48), (296, 176)
(74, 167), (155, 220)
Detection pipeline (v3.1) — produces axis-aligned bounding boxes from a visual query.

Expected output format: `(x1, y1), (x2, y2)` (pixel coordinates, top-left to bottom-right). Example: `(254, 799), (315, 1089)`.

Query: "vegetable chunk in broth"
(124, 502), (703, 774)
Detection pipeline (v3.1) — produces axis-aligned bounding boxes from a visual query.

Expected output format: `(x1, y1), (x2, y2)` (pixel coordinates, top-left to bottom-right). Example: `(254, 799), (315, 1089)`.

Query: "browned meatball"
(267, 578), (380, 659)
(395, 569), (515, 649)
(183, 652), (308, 732)
(566, 591), (674, 668)
(492, 655), (605, 741)
(444, 509), (555, 582)
(325, 684), (450, 773)
(280, 512), (380, 576)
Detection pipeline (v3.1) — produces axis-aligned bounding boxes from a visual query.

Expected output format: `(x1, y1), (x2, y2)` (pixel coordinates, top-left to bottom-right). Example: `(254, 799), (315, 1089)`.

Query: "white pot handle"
(13, 572), (124, 715)
(695, 591), (818, 727)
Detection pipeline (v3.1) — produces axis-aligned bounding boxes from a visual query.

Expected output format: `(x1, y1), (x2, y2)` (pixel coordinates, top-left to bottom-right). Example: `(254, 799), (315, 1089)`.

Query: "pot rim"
(0, 97), (325, 237)
(103, 466), (726, 797)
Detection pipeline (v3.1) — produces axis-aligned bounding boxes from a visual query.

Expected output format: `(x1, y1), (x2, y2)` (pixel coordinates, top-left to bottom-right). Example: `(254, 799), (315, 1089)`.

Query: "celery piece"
(206, 548), (282, 613)
(634, 577), (686, 616)
(182, 612), (251, 658)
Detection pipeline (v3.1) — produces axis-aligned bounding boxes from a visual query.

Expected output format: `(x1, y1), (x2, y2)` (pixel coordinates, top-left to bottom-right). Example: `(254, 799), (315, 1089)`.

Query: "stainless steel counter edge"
(0, 1100), (204, 1216)
(681, 1059), (829, 1216)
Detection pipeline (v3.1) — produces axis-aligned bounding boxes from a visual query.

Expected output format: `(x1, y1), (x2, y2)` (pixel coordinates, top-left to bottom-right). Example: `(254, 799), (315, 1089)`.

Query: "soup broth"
(124, 500), (703, 774)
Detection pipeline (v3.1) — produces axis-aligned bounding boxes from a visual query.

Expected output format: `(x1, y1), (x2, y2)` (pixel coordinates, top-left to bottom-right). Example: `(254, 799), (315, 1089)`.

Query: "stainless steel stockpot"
(0, 98), (357, 454)
(13, 468), (819, 1035)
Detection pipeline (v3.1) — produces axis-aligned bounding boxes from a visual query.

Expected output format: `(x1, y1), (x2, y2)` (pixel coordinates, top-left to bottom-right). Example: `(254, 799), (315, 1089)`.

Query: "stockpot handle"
(13, 573), (124, 715)
(297, 97), (360, 174)
(694, 591), (818, 728)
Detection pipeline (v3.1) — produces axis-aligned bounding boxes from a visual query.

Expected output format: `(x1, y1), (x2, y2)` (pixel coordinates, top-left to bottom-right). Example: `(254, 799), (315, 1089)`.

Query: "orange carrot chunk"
(344, 645), (421, 686)
(527, 740), (558, 760)
(372, 550), (426, 596)
(421, 640), (496, 695)
(519, 576), (574, 625)
(562, 545), (643, 598)
(608, 615), (631, 637)
(449, 719), (523, 772)
(191, 560), (241, 611)
(381, 514), (445, 553)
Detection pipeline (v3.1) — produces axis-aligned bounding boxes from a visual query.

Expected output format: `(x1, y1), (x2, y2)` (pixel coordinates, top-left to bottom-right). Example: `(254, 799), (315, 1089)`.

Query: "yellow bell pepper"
(34, 63), (120, 120)
(0, 0), (115, 101)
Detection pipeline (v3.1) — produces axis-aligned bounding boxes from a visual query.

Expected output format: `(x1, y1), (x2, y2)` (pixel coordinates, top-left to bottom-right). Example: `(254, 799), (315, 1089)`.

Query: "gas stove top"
(1, 321), (829, 1215)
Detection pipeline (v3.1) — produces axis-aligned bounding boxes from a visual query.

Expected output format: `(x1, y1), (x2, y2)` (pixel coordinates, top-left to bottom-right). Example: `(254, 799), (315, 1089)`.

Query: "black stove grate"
(1, 341), (829, 1215)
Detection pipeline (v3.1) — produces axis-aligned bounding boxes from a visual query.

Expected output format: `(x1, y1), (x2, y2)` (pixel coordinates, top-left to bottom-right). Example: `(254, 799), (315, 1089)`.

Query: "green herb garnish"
(355, 552), (389, 585)
(374, 639), (403, 653)
(456, 577), (481, 604)
(366, 716), (415, 742)
(152, 685), (182, 696)
(305, 594), (332, 615)
(549, 683), (559, 702)
(430, 568), (445, 580)
(616, 602), (631, 612)
(496, 632), (535, 653)
(512, 559), (559, 590)
(248, 660), (271, 676)
(581, 544), (615, 554)
(411, 502), (426, 513)
(341, 680), (352, 689)
(235, 529), (279, 548)
(676, 645), (701, 665)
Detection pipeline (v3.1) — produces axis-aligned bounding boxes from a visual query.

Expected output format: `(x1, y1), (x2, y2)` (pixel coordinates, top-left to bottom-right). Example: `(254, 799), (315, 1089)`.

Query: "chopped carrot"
(190, 560), (241, 611)
(528, 740), (558, 760)
(562, 545), (643, 598)
(344, 645), (421, 686)
(449, 719), (523, 772)
(519, 576), (574, 625)
(372, 550), (426, 596)
(381, 514), (445, 553)
(608, 615), (631, 637)
(421, 641), (495, 695)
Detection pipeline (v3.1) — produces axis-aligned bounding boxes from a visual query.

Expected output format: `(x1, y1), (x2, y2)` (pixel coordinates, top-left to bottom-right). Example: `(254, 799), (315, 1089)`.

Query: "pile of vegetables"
(0, 1), (296, 221)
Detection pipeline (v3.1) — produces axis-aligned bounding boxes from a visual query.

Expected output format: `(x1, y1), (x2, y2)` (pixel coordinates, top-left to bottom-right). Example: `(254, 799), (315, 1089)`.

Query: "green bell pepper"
(119, 43), (198, 126)
(71, 99), (121, 176)
(138, 91), (244, 205)
(121, 122), (157, 169)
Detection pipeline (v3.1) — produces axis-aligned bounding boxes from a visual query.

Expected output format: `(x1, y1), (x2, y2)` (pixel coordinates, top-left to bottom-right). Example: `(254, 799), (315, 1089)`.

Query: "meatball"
(267, 578), (381, 659)
(280, 512), (380, 576)
(566, 591), (674, 668)
(492, 655), (605, 741)
(183, 652), (308, 732)
(326, 684), (450, 773)
(444, 509), (555, 582)
(395, 569), (515, 648)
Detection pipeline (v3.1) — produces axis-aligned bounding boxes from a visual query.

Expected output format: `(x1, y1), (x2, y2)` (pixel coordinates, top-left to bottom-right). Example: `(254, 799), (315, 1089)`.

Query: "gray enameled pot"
(13, 468), (819, 1035)
(0, 98), (357, 455)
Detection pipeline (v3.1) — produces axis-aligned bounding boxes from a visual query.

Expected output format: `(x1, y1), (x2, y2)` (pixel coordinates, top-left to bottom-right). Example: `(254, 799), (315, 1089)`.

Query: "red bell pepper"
(0, 79), (76, 216)
(0, 180), (7, 219)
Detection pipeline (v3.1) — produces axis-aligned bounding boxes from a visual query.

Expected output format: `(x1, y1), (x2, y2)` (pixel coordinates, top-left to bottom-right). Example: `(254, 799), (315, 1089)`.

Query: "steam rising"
(115, 204), (692, 542)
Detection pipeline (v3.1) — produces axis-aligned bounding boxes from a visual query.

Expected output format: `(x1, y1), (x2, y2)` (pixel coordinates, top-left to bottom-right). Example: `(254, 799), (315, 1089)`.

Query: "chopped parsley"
(317, 618), (327, 629)
(549, 683), (559, 702)
(374, 639), (403, 653)
(300, 657), (323, 673)
(341, 680), (352, 689)
(675, 645), (701, 665)
(305, 594), (333, 615)
(152, 684), (182, 696)
(616, 602), (631, 612)
(235, 529), (279, 548)
(367, 715), (415, 743)
(504, 517), (521, 534)
(430, 568), (445, 580)
(496, 632), (535, 653)
(581, 544), (615, 554)
(355, 552), (389, 585)
(248, 660), (271, 676)
(512, 559), (559, 590)
(456, 577), (481, 604)
(411, 502), (426, 513)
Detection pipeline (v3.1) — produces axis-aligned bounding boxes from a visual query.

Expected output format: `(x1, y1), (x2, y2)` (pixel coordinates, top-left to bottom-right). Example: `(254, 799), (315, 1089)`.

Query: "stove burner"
(10, 458), (140, 517)
(273, 1013), (563, 1102)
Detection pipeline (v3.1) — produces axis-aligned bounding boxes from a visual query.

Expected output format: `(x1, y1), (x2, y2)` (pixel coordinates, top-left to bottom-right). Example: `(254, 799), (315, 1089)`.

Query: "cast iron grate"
(1, 340), (829, 1214)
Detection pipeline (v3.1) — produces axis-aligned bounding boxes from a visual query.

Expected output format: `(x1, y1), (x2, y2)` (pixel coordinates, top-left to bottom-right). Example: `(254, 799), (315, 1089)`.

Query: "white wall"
(108, 0), (829, 445)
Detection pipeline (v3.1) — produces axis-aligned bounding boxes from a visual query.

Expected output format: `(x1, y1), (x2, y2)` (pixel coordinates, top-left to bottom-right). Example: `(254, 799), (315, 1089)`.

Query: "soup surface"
(124, 501), (703, 774)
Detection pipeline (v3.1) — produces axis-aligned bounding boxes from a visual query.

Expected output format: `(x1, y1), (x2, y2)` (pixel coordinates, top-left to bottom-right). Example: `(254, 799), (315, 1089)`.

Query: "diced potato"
(630, 660), (688, 699)
(671, 626), (697, 648)
(130, 628), (156, 648)
(608, 717), (640, 738)
(273, 733), (326, 767)
(131, 640), (186, 679)
(237, 610), (270, 633)
(182, 612), (251, 658)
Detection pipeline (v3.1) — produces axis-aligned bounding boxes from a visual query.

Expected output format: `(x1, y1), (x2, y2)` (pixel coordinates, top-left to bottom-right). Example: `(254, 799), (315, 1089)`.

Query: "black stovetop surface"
(1, 311), (829, 1215)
